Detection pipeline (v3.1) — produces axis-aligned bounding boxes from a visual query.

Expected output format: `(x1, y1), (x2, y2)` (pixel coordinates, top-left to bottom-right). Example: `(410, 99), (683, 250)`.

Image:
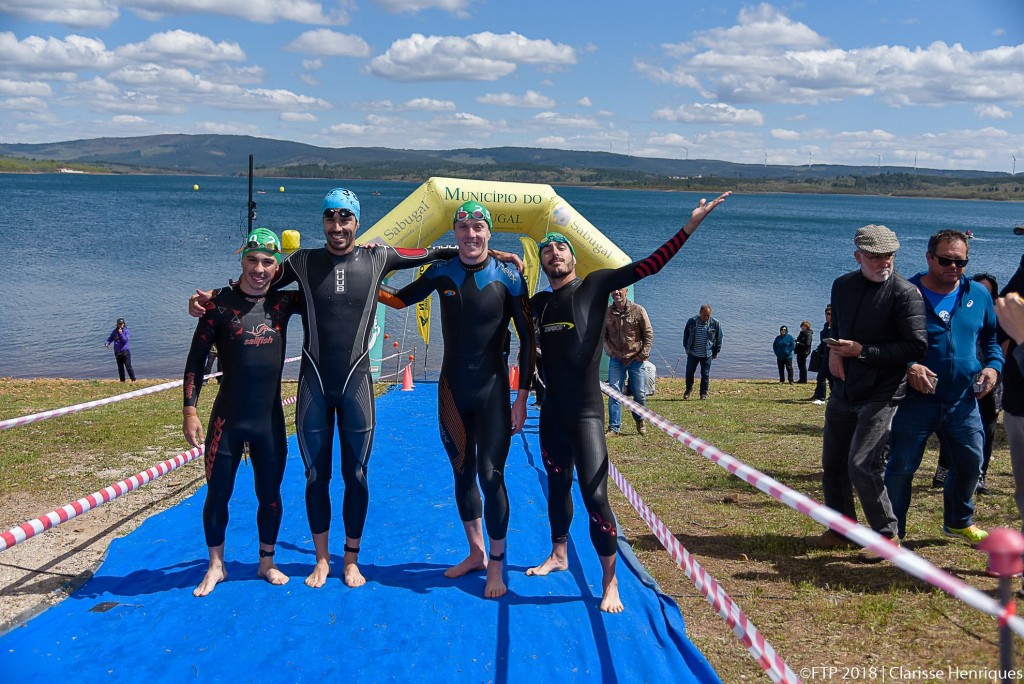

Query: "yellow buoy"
(279, 186), (285, 193)
(193, 184), (199, 191)
(282, 230), (300, 253)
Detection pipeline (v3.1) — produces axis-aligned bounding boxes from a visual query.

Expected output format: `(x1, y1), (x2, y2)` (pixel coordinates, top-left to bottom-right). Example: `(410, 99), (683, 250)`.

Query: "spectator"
(683, 304), (723, 400)
(805, 224), (927, 562)
(604, 287), (654, 435)
(884, 230), (1003, 545)
(932, 273), (1003, 494)
(104, 317), (136, 382)
(795, 321), (814, 384)
(773, 325), (795, 384)
(811, 306), (832, 405)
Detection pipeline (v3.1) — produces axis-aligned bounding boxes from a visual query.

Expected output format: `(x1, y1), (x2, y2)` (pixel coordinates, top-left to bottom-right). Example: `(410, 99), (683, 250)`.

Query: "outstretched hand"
(489, 249), (525, 274)
(683, 191), (732, 235)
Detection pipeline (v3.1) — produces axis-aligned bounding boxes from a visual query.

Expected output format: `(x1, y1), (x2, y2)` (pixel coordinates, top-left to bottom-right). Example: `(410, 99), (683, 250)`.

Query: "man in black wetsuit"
(379, 201), (535, 599)
(191, 189), (460, 589)
(183, 228), (301, 597)
(526, 192), (730, 613)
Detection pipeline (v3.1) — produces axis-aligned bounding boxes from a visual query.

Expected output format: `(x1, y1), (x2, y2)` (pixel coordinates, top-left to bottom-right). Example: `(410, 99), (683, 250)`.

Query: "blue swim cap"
(322, 188), (360, 222)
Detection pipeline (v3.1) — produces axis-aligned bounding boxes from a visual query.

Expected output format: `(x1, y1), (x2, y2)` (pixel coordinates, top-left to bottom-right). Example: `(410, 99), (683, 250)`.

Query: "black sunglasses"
(324, 208), (354, 220)
(929, 252), (969, 268)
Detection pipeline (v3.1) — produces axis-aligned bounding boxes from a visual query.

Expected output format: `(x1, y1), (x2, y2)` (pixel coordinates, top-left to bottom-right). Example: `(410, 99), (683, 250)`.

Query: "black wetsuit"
(183, 288), (302, 548)
(386, 256), (535, 542)
(273, 244), (457, 539)
(531, 227), (694, 556)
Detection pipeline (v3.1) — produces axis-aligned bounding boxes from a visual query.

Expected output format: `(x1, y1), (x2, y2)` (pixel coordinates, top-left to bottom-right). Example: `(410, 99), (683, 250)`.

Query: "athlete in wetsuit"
(183, 228), (301, 597)
(191, 188), (458, 589)
(526, 192), (730, 613)
(379, 201), (535, 599)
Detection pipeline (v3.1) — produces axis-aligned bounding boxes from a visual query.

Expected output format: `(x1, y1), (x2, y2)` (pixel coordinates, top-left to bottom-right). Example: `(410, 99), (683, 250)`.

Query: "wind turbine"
(682, 146), (688, 160)
(876, 154), (882, 168)
(763, 152), (768, 167)
(807, 151), (812, 168)
(1013, 153), (1017, 176)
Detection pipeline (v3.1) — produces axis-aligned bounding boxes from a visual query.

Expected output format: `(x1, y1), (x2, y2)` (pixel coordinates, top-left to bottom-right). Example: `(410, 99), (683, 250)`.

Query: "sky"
(1, 0), (1023, 172)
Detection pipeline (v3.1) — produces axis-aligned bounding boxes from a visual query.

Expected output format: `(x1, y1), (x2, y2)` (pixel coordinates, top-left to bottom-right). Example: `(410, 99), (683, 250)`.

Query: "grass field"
(0, 377), (1019, 679)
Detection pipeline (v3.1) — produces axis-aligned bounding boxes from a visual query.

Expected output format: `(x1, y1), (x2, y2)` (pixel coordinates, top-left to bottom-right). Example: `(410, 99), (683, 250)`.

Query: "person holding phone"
(805, 224), (927, 562)
(105, 317), (136, 382)
(884, 230), (1003, 545)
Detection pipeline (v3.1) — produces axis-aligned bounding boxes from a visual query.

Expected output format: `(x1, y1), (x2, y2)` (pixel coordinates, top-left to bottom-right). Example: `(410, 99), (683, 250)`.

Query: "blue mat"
(0, 387), (720, 683)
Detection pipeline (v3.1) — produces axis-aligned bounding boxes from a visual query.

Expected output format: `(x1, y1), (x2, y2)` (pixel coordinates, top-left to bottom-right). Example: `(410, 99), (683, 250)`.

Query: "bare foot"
(343, 559), (366, 588)
(484, 560), (506, 598)
(444, 552), (487, 578)
(599, 576), (624, 613)
(526, 553), (568, 577)
(193, 564), (227, 597)
(305, 558), (330, 588)
(258, 560), (289, 586)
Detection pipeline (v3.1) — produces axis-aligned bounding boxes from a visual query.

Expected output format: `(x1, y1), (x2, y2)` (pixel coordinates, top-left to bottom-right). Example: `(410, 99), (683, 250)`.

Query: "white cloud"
(577, 96), (592, 107)
(367, 32), (575, 81)
(640, 6), (1024, 109)
(116, 30), (246, 68)
(477, 90), (554, 108)
(121, 0), (350, 25)
(281, 111), (318, 122)
(976, 104), (1012, 119)
(663, 3), (830, 57)
(770, 128), (801, 140)
(645, 132), (691, 148)
(0, 32), (115, 75)
(652, 102), (764, 125)
(300, 74), (320, 86)
(328, 122), (370, 135)
(195, 120), (262, 135)
(285, 30), (371, 57)
(401, 97), (455, 111)
(535, 136), (566, 145)
(0, 0), (119, 28)
(374, 0), (474, 15)
(302, 59), (323, 71)
(0, 79), (52, 96)
(530, 112), (601, 128)
(0, 96), (49, 111)
(111, 114), (148, 124)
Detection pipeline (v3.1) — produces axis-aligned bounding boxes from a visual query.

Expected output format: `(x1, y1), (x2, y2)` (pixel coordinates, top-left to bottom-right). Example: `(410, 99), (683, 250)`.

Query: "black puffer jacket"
(830, 269), (928, 404)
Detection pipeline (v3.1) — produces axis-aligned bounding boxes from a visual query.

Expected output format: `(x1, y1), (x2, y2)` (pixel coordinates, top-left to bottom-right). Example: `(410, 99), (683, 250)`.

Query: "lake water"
(3, 173), (1022, 381)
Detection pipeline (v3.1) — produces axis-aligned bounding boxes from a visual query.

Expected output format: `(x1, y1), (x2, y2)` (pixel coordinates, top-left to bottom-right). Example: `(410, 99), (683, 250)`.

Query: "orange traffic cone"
(401, 364), (414, 391)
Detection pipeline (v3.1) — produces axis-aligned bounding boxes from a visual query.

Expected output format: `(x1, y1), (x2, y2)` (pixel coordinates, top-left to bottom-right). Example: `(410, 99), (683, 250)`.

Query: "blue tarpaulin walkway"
(1, 386), (720, 683)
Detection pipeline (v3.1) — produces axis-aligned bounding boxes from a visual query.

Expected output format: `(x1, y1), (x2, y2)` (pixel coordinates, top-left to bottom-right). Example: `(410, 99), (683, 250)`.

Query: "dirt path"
(0, 465), (204, 633)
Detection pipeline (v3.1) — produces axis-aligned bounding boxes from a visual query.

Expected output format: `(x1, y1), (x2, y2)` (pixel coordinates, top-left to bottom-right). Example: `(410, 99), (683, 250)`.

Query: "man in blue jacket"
(884, 229), (1004, 544)
(105, 317), (136, 382)
(683, 304), (722, 400)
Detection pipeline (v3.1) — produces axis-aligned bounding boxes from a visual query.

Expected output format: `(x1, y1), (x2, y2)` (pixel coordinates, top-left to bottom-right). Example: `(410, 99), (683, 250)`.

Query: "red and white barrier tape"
(0, 356), (301, 432)
(0, 394), (298, 553)
(601, 383), (1024, 639)
(370, 347), (415, 364)
(608, 461), (799, 684)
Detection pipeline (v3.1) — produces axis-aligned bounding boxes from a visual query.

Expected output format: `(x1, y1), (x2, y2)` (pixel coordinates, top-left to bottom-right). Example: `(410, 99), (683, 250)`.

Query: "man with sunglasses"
(183, 228), (301, 596)
(884, 229), (1003, 545)
(805, 224), (927, 561)
(378, 200), (535, 600)
(190, 188), (459, 590)
(525, 192), (730, 613)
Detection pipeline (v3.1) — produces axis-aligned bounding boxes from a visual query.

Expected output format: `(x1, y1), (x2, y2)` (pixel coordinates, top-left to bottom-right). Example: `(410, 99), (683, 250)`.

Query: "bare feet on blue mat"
(194, 545), (227, 597)
(599, 554), (624, 613)
(526, 544), (568, 576)
(445, 553), (487, 578)
(484, 561), (506, 598)
(305, 531), (331, 588)
(258, 554), (289, 587)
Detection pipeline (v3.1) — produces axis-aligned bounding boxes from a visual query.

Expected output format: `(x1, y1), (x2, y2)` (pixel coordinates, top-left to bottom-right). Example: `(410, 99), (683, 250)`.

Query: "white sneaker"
(812, 399), (825, 405)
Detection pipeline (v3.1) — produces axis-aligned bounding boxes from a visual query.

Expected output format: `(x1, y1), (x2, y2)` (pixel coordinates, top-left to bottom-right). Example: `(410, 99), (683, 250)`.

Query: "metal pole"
(247, 154), (254, 233)
(999, 576), (1014, 682)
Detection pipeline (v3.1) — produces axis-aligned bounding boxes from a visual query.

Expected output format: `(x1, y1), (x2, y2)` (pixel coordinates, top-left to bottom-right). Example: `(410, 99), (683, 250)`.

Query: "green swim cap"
(538, 231), (576, 257)
(453, 200), (492, 229)
(241, 227), (282, 263)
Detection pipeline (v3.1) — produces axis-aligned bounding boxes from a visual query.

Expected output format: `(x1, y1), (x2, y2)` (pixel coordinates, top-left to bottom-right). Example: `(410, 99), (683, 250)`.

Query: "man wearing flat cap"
(805, 224), (927, 562)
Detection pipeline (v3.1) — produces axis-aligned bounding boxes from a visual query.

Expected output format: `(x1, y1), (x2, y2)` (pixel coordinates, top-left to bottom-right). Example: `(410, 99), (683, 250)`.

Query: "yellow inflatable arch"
(357, 177), (630, 276)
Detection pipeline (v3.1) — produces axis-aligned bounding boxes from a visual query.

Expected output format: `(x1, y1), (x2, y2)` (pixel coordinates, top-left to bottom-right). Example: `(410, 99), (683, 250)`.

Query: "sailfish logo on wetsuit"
(442, 289), (456, 297)
(542, 321), (575, 333)
(244, 323), (277, 346)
